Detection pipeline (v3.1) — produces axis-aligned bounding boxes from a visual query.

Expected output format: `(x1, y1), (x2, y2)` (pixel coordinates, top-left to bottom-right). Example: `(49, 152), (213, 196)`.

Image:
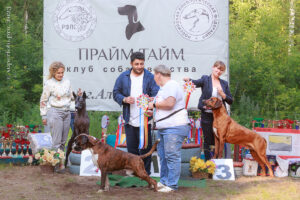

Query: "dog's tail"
(140, 139), (160, 159)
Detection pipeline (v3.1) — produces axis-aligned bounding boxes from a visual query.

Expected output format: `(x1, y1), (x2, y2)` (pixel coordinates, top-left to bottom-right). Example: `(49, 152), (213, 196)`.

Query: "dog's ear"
(88, 136), (98, 146)
(81, 135), (88, 145)
(133, 9), (138, 22)
(83, 91), (87, 99)
(214, 98), (223, 109)
(73, 92), (77, 99)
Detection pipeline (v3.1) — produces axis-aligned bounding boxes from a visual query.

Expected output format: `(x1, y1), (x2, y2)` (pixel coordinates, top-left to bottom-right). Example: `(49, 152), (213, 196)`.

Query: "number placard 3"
(211, 159), (235, 181)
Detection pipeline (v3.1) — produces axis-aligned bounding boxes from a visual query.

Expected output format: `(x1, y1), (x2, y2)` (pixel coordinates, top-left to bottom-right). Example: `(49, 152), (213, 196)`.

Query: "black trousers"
(124, 124), (152, 175)
(201, 112), (215, 161)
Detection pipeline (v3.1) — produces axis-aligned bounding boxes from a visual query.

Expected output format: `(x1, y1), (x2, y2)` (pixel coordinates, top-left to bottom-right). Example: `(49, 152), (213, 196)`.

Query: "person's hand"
(145, 110), (153, 117)
(77, 88), (83, 96)
(124, 96), (135, 104)
(217, 87), (226, 99)
(148, 102), (154, 110)
(183, 77), (190, 82)
(42, 119), (47, 125)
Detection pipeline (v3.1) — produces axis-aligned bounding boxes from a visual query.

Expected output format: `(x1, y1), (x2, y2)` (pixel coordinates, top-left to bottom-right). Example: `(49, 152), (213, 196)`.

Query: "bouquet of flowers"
(190, 156), (216, 175)
(34, 148), (65, 166)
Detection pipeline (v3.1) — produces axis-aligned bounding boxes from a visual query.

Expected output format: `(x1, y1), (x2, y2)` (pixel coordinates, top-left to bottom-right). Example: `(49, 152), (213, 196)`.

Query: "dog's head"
(118, 5), (137, 21)
(73, 91), (87, 111)
(73, 134), (98, 151)
(203, 97), (223, 110)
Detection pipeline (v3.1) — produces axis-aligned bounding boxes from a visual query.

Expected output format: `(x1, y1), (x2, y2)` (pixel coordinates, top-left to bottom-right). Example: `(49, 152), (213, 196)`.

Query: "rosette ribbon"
(195, 118), (202, 146)
(183, 81), (195, 109)
(136, 94), (151, 149)
(188, 118), (195, 143)
(101, 115), (109, 143)
(115, 114), (125, 148)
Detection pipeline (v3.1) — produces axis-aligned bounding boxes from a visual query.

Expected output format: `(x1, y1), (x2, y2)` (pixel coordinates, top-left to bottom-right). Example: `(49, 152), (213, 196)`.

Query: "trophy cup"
(2, 138), (8, 157)
(261, 120), (265, 128)
(25, 141), (30, 156)
(251, 120), (255, 130)
(0, 137), (3, 158)
(8, 136), (13, 157)
(38, 125), (42, 133)
(14, 131), (20, 157)
(267, 120), (272, 128)
(24, 132), (30, 156)
(20, 141), (24, 157)
(19, 131), (25, 157)
(295, 120), (299, 130)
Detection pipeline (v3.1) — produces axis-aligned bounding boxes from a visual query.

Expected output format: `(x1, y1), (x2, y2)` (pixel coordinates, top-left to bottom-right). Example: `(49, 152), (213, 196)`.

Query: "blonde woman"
(40, 61), (73, 154)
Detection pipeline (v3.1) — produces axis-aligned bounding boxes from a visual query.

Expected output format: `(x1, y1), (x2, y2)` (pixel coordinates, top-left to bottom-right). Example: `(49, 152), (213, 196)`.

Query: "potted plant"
(189, 156), (216, 179)
(34, 148), (65, 173)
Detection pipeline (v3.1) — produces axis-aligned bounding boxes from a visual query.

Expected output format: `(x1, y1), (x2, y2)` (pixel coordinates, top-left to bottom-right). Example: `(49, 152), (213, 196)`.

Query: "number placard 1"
(80, 149), (101, 176)
(211, 159), (235, 181)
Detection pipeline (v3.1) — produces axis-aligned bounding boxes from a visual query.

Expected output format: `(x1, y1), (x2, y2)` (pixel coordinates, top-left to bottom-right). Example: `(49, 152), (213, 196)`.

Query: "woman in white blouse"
(40, 61), (73, 153)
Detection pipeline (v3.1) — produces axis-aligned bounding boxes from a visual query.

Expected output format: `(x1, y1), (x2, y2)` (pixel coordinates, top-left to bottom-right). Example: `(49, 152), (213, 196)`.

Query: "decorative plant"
(34, 148), (65, 166)
(189, 156), (216, 174)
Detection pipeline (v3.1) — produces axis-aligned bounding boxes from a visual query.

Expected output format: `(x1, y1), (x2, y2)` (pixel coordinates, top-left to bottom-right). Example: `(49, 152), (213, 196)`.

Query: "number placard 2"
(211, 159), (235, 181)
(80, 149), (101, 176)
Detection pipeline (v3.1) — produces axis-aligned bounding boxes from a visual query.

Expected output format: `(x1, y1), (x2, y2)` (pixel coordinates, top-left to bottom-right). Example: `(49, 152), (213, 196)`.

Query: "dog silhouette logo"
(118, 5), (145, 40)
(53, 0), (97, 42)
(174, 0), (219, 41)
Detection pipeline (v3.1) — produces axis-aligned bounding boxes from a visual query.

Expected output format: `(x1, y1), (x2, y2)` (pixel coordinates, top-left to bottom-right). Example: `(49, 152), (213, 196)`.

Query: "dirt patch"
(0, 165), (299, 200)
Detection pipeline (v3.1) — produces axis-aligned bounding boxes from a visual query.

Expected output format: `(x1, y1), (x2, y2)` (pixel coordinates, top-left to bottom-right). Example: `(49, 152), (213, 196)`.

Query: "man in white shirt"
(113, 52), (159, 174)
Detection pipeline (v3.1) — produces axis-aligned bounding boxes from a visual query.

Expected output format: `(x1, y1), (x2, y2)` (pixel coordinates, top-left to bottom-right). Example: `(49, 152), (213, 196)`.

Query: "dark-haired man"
(113, 52), (159, 174)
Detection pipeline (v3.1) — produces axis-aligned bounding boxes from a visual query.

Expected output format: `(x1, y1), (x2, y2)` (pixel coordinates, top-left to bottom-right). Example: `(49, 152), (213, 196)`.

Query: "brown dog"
(203, 97), (274, 177)
(74, 134), (159, 192)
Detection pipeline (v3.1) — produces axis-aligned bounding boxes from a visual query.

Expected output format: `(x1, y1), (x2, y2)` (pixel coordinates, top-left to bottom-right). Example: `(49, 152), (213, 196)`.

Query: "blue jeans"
(157, 125), (189, 190)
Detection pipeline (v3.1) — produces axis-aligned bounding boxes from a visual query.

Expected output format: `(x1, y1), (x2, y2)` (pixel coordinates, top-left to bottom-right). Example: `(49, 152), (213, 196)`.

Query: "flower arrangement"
(34, 148), (65, 166)
(190, 156), (216, 175)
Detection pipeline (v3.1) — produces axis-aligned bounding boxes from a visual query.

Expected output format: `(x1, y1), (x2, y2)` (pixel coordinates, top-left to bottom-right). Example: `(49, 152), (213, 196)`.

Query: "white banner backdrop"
(44, 0), (229, 111)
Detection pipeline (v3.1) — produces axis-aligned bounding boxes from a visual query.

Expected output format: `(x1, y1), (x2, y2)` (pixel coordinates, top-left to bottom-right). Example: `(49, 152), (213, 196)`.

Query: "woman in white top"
(183, 61), (233, 161)
(40, 61), (73, 153)
(148, 65), (189, 193)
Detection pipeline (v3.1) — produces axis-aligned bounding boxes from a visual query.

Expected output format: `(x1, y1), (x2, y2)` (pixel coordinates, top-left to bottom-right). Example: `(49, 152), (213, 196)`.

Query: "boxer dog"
(74, 134), (159, 192)
(203, 97), (274, 176)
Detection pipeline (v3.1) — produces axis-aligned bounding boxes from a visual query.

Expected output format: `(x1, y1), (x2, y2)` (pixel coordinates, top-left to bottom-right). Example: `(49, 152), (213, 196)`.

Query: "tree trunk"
(288, 0), (295, 54)
(24, 0), (28, 36)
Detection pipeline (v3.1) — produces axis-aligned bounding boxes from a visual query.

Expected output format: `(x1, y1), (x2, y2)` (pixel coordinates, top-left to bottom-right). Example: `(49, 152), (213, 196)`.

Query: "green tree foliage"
(229, 0), (300, 123)
(0, 1), (43, 123)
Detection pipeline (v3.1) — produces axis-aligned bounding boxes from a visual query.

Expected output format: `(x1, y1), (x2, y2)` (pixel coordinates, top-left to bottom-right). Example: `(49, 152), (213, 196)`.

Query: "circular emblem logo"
(53, 0), (97, 42)
(174, 0), (219, 41)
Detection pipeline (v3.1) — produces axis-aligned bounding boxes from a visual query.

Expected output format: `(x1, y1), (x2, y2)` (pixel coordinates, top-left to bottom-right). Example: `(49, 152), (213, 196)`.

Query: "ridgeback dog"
(73, 134), (159, 192)
(65, 91), (90, 167)
(203, 97), (274, 177)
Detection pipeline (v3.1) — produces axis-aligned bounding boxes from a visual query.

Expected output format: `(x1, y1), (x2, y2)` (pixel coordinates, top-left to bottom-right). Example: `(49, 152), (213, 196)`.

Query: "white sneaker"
(157, 182), (165, 188)
(158, 186), (174, 193)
